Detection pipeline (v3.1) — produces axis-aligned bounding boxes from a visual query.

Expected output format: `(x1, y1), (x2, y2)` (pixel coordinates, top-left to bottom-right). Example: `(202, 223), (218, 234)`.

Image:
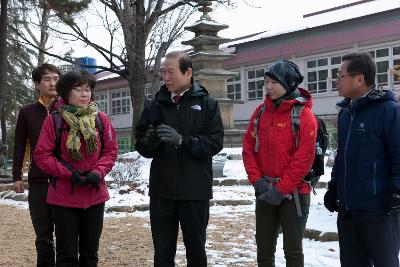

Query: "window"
(111, 90), (130, 115)
(117, 137), (131, 154)
(247, 68), (264, 101)
(367, 48), (390, 87)
(393, 46), (400, 85)
(306, 56), (341, 94)
(95, 93), (108, 114)
(226, 73), (241, 100)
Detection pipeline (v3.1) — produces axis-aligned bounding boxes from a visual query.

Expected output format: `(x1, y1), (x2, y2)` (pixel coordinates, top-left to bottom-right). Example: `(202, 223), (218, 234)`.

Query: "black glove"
(71, 171), (87, 186)
(324, 184), (338, 212)
(144, 124), (160, 150)
(386, 192), (400, 214)
(258, 185), (285, 206)
(85, 172), (101, 191)
(254, 177), (271, 194)
(156, 124), (182, 147)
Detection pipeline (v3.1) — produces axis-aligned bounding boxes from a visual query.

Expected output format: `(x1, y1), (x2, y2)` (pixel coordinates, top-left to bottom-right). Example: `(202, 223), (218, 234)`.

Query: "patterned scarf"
(58, 102), (98, 161)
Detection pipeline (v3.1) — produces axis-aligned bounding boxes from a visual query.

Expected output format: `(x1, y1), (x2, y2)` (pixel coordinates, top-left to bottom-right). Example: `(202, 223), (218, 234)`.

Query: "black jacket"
(13, 99), (55, 184)
(135, 83), (224, 200)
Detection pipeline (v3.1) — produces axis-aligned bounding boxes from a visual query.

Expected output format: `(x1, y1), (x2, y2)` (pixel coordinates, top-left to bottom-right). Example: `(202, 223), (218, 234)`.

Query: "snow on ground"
(0, 147), (342, 266)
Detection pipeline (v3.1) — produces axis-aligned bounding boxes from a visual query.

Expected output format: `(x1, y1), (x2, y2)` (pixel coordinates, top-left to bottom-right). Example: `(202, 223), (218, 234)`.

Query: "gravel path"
(0, 205), (257, 266)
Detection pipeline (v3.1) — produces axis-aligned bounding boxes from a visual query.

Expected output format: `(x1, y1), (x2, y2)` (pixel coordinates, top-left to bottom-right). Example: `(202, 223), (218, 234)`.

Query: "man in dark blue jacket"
(324, 52), (400, 267)
(135, 51), (224, 266)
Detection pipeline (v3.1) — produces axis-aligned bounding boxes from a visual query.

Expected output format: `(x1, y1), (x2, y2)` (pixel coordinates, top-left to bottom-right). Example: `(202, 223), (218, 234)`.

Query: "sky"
(62, 0), (395, 66)
(62, 0), (356, 64)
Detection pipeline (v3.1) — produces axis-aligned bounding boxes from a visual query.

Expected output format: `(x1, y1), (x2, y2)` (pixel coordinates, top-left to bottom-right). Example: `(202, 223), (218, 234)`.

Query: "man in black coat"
(135, 51), (224, 266)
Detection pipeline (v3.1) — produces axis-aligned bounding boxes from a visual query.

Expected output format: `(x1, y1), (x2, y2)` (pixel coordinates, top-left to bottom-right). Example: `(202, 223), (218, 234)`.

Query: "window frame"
(111, 90), (131, 115)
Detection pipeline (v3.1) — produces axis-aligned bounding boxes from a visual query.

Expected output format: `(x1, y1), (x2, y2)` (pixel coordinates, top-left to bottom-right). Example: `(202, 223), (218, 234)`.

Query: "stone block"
(227, 154), (242, 160)
(13, 193), (27, 202)
(212, 199), (253, 206)
(134, 204), (150, 211)
(212, 179), (220, 186)
(106, 206), (133, 213)
(219, 179), (238, 186)
(238, 179), (250, 186)
(212, 162), (225, 178)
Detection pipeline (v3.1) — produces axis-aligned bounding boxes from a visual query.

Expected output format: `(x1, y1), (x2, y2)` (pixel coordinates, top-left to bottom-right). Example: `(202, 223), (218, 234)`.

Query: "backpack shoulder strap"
(51, 111), (63, 160)
(253, 104), (266, 152)
(96, 113), (105, 153)
(290, 103), (305, 149)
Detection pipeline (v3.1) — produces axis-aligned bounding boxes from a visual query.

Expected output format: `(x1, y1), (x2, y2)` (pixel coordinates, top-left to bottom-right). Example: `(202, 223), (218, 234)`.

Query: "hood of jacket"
(337, 88), (397, 112)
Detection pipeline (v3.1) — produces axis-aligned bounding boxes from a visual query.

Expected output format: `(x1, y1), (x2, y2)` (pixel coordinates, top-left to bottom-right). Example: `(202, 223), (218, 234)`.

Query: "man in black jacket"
(135, 51), (224, 266)
(13, 63), (61, 266)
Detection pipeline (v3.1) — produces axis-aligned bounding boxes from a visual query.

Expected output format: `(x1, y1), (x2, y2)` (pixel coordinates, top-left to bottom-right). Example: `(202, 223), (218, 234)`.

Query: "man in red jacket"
(13, 63), (61, 267)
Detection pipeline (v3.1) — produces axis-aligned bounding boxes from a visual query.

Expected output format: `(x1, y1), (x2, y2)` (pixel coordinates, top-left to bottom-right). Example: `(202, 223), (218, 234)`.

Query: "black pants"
(28, 183), (55, 267)
(150, 198), (209, 267)
(51, 203), (105, 267)
(255, 194), (310, 267)
(337, 209), (400, 267)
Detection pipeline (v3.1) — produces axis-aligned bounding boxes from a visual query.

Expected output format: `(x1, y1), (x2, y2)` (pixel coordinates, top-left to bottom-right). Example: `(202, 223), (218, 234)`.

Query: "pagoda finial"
(198, 1), (213, 20)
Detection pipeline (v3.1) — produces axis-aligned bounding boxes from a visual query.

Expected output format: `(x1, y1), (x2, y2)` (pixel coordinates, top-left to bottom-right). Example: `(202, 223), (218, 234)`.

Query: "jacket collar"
(264, 87), (313, 112)
(156, 83), (209, 102)
(337, 87), (396, 112)
(38, 96), (57, 112)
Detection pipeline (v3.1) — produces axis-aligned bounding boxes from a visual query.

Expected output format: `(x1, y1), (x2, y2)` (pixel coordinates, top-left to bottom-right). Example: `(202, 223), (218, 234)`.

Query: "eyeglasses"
(72, 87), (92, 94)
(336, 73), (361, 80)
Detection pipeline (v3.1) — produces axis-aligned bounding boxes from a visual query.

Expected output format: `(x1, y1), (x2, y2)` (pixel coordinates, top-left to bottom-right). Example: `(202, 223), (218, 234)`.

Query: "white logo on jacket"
(356, 122), (366, 132)
(191, 105), (202, 111)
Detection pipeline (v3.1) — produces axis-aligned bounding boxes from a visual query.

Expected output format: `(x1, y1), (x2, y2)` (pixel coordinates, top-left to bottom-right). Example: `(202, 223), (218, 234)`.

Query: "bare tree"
(16, 0), (233, 149)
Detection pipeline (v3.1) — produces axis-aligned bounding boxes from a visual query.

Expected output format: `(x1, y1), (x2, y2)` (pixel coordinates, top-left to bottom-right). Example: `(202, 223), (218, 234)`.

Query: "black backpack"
(291, 104), (329, 194)
(253, 103), (329, 194)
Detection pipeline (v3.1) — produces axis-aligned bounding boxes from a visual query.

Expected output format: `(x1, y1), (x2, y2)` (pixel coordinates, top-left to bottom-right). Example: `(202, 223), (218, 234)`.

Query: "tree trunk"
(0, 0), (9, 171)
(37, 1), (50, 65)
(0, 0), (8, 113)
(1, 107), (6, 144)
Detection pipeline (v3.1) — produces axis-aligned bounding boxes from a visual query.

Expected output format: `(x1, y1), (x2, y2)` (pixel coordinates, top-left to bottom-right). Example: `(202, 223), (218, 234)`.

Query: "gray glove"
(144, 124), (160, 150)
(156, 124), (182, 147)
(254, 177), (271, 194)
(258, 185), (285, 206)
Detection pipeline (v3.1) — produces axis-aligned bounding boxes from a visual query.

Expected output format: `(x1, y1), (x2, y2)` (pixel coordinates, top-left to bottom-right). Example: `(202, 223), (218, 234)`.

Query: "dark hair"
(342, 52), (376, 86)
(165, 51), (193, 84)
(31, 63), (61, 83)
(56, 70), (96, 102)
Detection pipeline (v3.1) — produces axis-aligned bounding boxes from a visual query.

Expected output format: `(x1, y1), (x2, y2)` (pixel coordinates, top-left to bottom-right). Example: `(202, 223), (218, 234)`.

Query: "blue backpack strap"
(253, 104), (266, 152)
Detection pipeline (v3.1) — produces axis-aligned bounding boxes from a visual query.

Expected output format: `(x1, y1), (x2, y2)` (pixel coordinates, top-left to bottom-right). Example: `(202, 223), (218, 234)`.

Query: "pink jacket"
(34, 110), (118, 208)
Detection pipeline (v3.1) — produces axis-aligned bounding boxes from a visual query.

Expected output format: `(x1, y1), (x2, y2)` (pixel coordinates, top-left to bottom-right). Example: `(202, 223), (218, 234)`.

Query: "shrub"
(108, 156), (142, 189)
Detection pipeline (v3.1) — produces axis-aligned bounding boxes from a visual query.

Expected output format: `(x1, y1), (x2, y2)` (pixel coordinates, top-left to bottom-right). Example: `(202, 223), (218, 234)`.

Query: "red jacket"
(242, 88), (317, 195)
(33, 110), (118, 208)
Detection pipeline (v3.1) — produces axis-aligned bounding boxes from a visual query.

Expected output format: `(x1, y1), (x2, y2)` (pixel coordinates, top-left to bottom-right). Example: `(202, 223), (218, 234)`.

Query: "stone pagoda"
(182, 1), (240, 134)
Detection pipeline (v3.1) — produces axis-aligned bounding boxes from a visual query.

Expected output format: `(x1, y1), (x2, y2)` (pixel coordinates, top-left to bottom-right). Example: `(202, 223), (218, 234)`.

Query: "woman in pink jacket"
(34, 70), (118, 267)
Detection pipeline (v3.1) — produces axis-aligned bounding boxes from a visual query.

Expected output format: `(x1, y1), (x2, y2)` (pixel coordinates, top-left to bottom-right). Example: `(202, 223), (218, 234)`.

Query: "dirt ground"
(0, 205), (257, 266)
